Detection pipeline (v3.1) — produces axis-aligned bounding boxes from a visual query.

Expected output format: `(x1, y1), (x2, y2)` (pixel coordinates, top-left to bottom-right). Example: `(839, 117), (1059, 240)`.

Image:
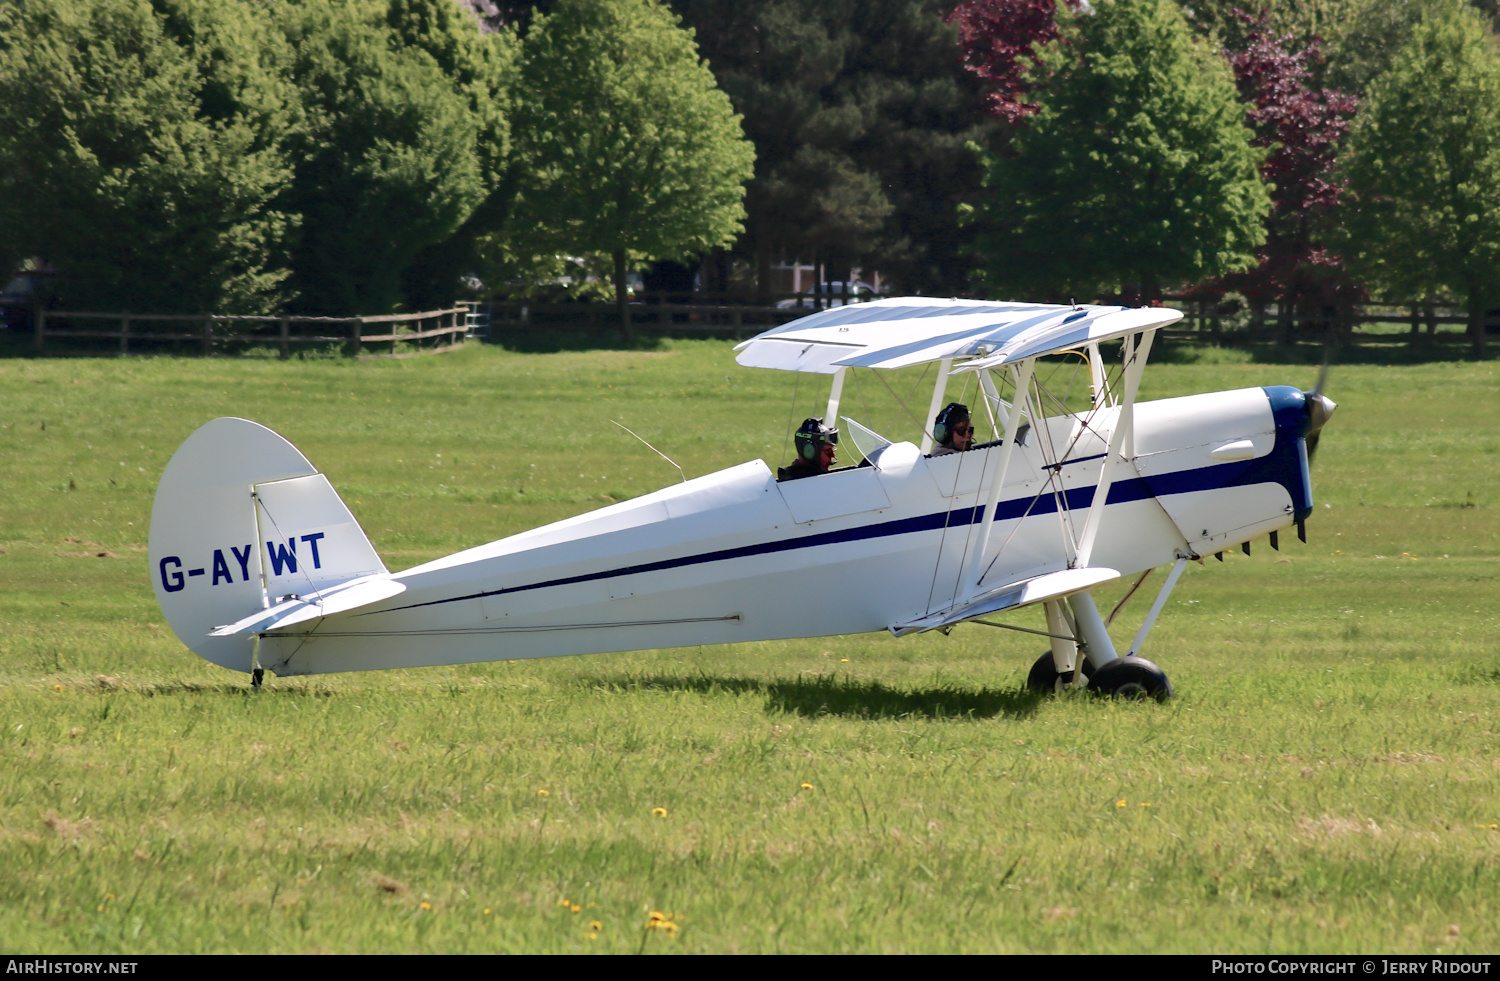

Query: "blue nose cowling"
(1260, 386), (1315, 521)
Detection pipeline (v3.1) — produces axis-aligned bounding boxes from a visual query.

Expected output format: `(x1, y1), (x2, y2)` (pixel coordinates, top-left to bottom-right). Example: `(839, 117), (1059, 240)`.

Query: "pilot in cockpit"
(778, 417), (838, 481)
(930, 402), (973, 456)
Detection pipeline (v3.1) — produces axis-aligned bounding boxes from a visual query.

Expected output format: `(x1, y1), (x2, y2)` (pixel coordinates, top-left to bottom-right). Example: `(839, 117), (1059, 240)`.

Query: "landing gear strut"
(1025, 559), (1187, 699)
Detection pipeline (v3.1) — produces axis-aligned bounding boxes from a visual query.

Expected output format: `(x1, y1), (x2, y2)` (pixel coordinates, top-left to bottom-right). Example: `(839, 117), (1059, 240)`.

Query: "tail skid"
(149, 418), (394, 673)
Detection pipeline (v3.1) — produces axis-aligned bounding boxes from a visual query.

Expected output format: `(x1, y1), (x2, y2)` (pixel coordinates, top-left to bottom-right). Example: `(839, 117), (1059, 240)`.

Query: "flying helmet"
(794, 417), (839, 461)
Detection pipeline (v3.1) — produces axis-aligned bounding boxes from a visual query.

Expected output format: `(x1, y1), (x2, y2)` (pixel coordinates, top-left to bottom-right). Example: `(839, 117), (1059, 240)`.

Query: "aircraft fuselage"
(257, 385), (1314, 677)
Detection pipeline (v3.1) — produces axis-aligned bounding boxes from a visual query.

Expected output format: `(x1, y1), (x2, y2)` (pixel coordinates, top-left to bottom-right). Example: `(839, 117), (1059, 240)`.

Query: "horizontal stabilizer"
(210, 575), (406, 637)
(890, 567), (1120, 637)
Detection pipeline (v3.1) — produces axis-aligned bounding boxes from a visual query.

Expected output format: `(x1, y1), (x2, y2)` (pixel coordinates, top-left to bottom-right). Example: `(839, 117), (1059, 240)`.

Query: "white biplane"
(149, 297), (1335, 698)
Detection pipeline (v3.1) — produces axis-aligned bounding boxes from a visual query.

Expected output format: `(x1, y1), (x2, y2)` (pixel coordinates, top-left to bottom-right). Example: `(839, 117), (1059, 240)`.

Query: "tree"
(1220, 12), (1358, 337)
(275, 0), (489, 316)
(385, 0), (518, 309)
(1340, 0), (1500, 357)
(670, 1), (890, 295)
(675, 0), (994, 295)
(948, 0), (1069, 124)
(0, 0), (298, 314)
(507, 0), (754, 334)
(1172, 0), (1500, 96)
(968, 0), (1270, 302)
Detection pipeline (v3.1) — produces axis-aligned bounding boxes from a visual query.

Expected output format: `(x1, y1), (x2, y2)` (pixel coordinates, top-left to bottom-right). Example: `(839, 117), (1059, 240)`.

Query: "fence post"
(352, 318), (363, 357)
(34, 305), (46, 354)
(279, 316), (290, 359)
(201, 316), (213, 356)
(120, 315), (130, 355)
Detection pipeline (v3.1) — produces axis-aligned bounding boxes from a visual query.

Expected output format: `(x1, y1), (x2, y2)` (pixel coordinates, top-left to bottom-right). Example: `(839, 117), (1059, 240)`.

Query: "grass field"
(1, 334), (1497, 954)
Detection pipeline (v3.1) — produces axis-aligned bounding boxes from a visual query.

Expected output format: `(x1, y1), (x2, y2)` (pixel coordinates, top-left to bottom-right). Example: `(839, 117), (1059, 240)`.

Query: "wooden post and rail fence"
(475, 292), (1496, 345)
(31, 306), (470, 359)
(23, 291), (1494, 357)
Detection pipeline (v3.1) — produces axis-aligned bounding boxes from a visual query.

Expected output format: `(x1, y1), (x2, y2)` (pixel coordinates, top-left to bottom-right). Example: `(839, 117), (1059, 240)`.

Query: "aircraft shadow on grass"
(124, 675), (1042, 721)
(578, 673), (1043, 721)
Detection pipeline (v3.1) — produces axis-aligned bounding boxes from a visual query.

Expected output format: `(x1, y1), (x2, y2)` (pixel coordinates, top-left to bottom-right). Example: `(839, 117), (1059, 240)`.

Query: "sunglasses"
(952, 425), (974, 436)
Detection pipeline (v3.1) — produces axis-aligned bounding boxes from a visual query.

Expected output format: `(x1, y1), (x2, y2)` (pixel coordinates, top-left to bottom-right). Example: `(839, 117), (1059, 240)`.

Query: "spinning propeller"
(1303, 348), (1337, 463)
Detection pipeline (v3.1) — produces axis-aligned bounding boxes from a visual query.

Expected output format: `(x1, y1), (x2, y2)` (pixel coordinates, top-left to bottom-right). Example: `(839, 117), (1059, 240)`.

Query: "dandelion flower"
(590, 920), (603, 931)
(558, 898), (572, 907)
(586, 932), (597, 940)
(652, 806), (668, 817)
(419, 901), (432, 911)
(484, 908), (492, 916)
(801, 782), (814, 791)
(55, 684), (63, 692)
(571, 904), (581, 913)
(537, 788), (550, 797)
(645, 915), (679, 933)
(1116, 799), (1127, 808)
(650, 910), (666, 922)
(1140, 802), (1152, 808)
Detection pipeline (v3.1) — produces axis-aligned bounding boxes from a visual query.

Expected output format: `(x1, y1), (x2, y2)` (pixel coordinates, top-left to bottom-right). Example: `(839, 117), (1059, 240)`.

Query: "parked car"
(776, 281), (877, 310)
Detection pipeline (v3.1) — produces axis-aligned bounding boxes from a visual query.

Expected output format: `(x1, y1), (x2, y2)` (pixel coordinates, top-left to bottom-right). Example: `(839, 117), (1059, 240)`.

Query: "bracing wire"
(870, 363), (936, 443)
(780, 368), (802, 464)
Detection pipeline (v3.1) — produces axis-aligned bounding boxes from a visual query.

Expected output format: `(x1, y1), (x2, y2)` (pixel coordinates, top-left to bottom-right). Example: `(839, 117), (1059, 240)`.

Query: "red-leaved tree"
(1220, 11), (1359, 333)
(947, 0), (1074, 124)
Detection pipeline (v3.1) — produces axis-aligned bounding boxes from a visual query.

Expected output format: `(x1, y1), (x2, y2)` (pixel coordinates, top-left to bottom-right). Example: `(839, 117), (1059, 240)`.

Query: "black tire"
(1026, 650), (1089, 694)
(1086, 656), (1173, 701)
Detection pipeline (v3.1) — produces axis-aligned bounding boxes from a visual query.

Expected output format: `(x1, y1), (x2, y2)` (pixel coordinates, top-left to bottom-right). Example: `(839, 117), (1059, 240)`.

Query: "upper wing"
(733, 297), (1182, 374)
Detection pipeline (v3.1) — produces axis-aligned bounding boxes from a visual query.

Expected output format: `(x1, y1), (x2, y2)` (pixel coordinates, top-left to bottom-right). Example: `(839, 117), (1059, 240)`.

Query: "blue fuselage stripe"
(375, 447), (1301, 617)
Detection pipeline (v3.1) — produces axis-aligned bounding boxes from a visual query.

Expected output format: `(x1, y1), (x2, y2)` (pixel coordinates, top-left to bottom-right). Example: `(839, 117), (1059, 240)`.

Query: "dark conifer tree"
(671, 0), (995, 295)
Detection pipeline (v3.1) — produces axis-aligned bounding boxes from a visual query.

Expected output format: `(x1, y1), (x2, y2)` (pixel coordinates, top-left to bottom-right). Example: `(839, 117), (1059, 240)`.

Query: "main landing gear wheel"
(1026, 651), (1091, 694)
(1086, 656), (1173, 701)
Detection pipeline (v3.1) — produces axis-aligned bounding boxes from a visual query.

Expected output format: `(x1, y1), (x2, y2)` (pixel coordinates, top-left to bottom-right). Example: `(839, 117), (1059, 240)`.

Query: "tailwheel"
(1086, 656), (1173, 701)
(1026, 650), (1090, 694)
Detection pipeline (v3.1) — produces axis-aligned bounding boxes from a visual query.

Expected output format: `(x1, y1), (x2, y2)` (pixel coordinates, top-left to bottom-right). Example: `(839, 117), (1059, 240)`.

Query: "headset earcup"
(933, 423), (947, 444)
(802, 441), (816, 460)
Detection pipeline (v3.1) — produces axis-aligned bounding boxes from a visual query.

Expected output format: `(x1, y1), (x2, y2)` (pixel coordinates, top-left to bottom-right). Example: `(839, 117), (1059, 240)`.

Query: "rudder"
(149, 418), (388, 673)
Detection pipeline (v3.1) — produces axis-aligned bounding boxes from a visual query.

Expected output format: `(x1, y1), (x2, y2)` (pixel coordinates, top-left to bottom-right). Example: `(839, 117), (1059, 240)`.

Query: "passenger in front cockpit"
(778, 417), (838, 480)
(931, 402), (973, 456)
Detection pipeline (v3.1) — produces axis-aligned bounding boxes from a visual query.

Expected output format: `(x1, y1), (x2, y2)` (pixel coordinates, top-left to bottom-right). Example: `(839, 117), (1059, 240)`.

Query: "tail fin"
(149, 418), (391, 673)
